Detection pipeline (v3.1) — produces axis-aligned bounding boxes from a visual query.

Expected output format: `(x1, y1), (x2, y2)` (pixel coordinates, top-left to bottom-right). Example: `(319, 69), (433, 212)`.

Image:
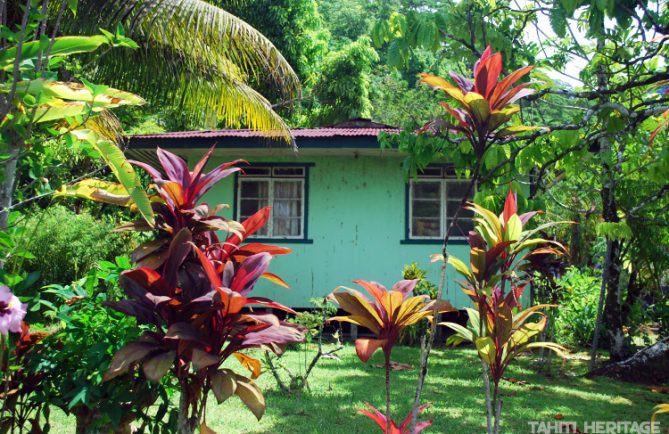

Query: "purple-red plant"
(329, 280), (453, 433)
(94, 148), (304, 434)
(358, 402), (432, 434)
(419, 46), (539, 156)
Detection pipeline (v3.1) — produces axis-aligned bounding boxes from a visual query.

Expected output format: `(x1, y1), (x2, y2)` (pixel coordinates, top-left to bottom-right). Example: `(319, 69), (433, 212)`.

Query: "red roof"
(131, 126), (400, 140)
(130, 119), (401, 141)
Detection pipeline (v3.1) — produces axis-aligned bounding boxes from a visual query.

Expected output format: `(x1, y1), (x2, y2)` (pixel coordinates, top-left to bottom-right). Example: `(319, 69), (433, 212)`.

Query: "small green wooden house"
(128, 120), (476, 309)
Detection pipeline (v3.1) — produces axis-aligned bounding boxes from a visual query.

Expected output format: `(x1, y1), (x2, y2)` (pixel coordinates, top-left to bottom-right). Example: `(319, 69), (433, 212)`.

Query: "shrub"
(29, 280), (175, 433)
(554, 266), (601, 348)
(15, 206), (132, 288)
(399, 263), (437, 346)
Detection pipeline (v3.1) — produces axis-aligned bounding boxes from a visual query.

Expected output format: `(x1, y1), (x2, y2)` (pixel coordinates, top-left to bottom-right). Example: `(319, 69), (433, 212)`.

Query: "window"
(237, 166), (306, 239)
(408, 166), (475, 240)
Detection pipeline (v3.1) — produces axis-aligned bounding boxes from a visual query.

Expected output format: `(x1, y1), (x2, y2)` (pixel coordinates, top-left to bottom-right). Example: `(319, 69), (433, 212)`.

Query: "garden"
(0, 1), (668, 434)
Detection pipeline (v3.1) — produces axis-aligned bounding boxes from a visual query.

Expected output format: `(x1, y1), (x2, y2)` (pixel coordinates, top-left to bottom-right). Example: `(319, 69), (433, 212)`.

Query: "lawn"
(46, 344), (665, 433)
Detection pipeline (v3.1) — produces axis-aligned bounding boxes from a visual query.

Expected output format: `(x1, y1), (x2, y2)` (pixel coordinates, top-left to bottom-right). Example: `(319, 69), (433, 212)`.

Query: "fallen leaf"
(371, 361), (413, 371)
(503, 377), (529, 385)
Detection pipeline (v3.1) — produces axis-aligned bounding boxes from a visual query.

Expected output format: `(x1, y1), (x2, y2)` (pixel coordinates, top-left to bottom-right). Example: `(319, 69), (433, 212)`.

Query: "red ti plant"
(419, 46), (539, 157)
(438, 185), (568, 434)
(92, 148), (304, 434)
(329, 280), (453, 433)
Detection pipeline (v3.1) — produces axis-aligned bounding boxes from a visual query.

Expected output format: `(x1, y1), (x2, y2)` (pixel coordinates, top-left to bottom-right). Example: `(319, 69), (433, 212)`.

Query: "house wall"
(197, 152), (474, 309)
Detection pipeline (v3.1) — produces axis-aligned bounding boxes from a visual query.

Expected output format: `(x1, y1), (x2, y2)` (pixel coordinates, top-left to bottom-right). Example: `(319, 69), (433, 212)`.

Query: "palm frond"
(59, 0), (299, 141)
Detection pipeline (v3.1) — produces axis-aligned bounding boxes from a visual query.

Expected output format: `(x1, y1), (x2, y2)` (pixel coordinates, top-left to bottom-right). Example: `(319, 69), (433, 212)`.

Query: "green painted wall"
(198, 152), (473, 309)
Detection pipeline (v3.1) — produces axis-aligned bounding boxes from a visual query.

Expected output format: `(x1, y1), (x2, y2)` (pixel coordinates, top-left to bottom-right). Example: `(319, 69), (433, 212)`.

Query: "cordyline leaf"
(520, 341), (568, 357)
(261, 272), (289, 288)
(142, 350), (175, 382)
(355, 338), (386, 363)
(234, 376), (266, 420)
(475, 336), (496, 365)
(230, 252), (272, 295)
(652, 404), (669, 433)
(446, 255), (474, 281)
(211, 369), (237, 404)
(234, 352), (261, 379)
(329, 291), (383, 335)
(464, 92), (490, 125)
(440, 321), (474, 345)
(489, 65), (534, 110)
(192, 348), (220, 371)
(358, 402), (433, 434)
(503, 184), (517, 224)
(103, 341), (158, 382)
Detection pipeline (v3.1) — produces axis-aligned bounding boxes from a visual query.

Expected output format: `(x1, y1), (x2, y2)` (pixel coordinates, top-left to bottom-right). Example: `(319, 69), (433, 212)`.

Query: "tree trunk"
(587, 337), (669, 384)
(178, 382), (195, 434)
(0, 141), (21, 231)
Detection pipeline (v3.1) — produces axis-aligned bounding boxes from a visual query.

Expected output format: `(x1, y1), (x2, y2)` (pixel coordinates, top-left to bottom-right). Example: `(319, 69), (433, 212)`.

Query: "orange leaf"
(234, 352), (262, 379)
(261, 272), (289, 288)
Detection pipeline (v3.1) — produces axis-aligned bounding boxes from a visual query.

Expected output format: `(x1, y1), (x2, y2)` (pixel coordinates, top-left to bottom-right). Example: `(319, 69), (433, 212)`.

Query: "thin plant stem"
(385, 352), (391, 434)
(409, 157), (484, 431)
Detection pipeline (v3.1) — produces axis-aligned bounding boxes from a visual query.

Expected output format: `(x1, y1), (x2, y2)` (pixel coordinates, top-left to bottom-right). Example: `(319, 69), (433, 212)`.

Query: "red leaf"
(193, 246), (222, 289)
(489, 65), (534, 109)
(355, 338), (386, 364)
(503, 183), (517, 223)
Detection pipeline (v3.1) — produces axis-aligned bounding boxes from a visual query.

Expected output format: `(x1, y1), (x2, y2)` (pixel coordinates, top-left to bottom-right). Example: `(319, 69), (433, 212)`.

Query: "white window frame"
(408, 169), (473, 240)
(237, 167), (306, 240)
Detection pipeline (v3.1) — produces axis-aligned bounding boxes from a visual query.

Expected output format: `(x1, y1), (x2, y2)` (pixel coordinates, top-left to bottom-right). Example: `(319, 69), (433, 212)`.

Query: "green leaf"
(70, 130), (155, 226)
(505, 213), (522, 242)
(550, 7), (567, 37)
(0, 36), (108, 71)
(68, 0), (78, 15)
(446, 255), (474, 281)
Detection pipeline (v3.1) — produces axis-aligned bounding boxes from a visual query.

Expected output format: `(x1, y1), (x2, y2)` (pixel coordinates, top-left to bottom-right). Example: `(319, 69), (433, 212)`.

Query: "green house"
(128, 120), (476, 309)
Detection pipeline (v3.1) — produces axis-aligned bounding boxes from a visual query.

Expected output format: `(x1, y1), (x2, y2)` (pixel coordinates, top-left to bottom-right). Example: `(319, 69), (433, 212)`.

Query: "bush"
(398, 262), (437, 346)
(28, 275), (176, 433)
(554, 266), (601, 348)
(14, 206), (132, 288)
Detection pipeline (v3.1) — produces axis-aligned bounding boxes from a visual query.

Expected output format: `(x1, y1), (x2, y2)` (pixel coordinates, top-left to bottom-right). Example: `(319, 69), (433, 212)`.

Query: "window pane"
(274, 180), (302, 199)
(240, 180), (269, 199)
(446, 180), (474, 200)
(273, 167), (304, 177)
(240, 199), (269, 219)
(447, 201), (467, 219)
(413, 181), (441, 199)
(273, 218), (301, 237)
(418, 167), (442, 177)
(242, 167), (271, 176)
(273, 199), (302, 219)
(448, 217), (474, 237)
(412, 199), (440, 218)
(412, 218), (440, 237)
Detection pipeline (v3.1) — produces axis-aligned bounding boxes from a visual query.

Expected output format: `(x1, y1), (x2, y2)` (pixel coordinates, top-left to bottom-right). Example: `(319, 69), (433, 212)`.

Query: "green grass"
(47, 345), (665, 433)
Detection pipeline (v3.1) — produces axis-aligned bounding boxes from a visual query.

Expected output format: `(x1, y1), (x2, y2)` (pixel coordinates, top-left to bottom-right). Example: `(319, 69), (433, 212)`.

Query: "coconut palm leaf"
(56, 0), (299, 142)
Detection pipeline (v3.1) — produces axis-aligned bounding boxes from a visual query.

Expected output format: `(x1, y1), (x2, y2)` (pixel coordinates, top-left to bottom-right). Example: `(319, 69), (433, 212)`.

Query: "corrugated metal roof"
(130, 126), (400, 140)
